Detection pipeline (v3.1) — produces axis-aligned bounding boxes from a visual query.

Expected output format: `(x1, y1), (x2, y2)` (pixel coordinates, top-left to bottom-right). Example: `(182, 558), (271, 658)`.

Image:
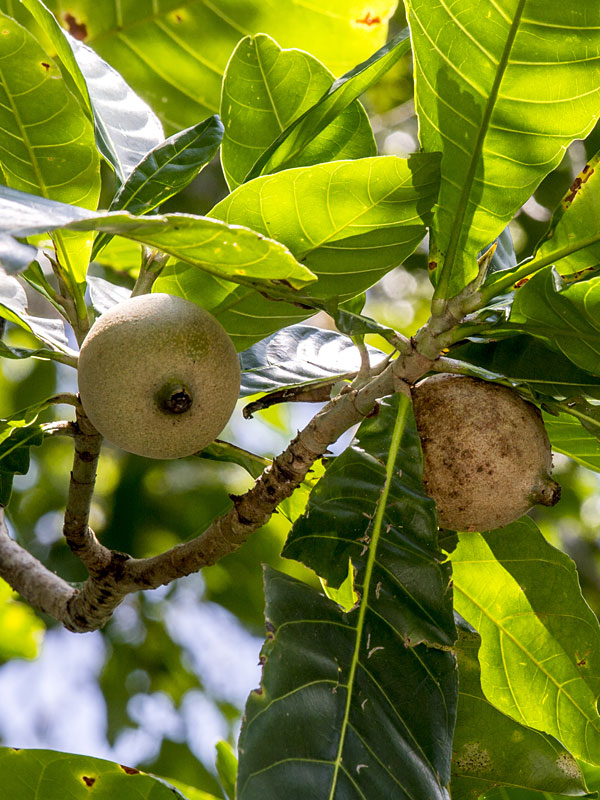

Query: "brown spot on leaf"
(41, 62), (50, 71)
(514, 277), (529, 288)
(82, 776), (96, 787)
(64, 13), (88, 40)
(356, 12), (381, 25)
(428, 260), (437, 271)
(119, 765), (140, 775)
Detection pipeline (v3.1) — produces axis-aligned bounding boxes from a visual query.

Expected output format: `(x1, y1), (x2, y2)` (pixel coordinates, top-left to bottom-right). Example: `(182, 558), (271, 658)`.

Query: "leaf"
(543, 408), (600, 472)
(0, 578), (45, 663)
(246, 28), (412, 182)
(198, 440), (270, 480)
(0, 748), (199, 799)
(321, 558), (359, 614)
(0, 186), (316, 292)
(0, 11), (100, 289)
(0, 425), (44, 505)
(405, 0), (600, 297)
(451, 617), (591, 800)
(0, 235), (38, 273)
(450, 337), (600, 401)
(221, 34), (375, 191)
(92, 115), (223, 257)
(530, 152), (600, 278)
(86, 274), (131, 314)
(110, 116), (223, 215)
(238, 324), (385, 396)
(450, 518), (600, 765)
(212, 154), (440, 301)
(41, 0), (396, 132)
(0, 270), (72, 354)
(507, 268), (600, 376)
(238, 567), (456, 799)
(239, 395), (457, 797)
(215, 741), (237, 800)
(19, 0), (164, 183)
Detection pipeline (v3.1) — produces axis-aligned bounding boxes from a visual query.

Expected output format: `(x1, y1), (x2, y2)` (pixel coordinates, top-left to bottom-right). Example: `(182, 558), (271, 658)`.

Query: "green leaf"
(528, 152), (600, 278)
(405, 0), (600, 297)
(212, 154), (439, 301)
(246, 28), (411, 182)
(451, 618), (591, 800)
(198, 441), (270, 480)
(0, 748), (200, 799)
(450, 518), (600, 765)
(0, 11), (100, 291)
(507, 268), (600, 376)
(0, 186), (316, 292)
(450, 337), (600, 401)
(110, 116), (223, 215)
(215, 741), (237, 800)
(0, 271), (73, 355)
(0, 578), (44, 663)
(221, 34), (375, 191)
(92, 115), (223, 257)
(238, 566), (456, 799)
(239, 324), (384, 396)
(19, 0), (164, 183)
(40, 0), (397, 132)
(543, 408), (600, 472)
(0, 425), (44, 505)
(239, 395), (457, 797)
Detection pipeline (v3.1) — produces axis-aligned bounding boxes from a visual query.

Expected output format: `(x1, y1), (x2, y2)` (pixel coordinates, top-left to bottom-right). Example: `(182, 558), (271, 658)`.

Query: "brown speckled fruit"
(78, 293), (241, 459)
(411, 374), (561, 531)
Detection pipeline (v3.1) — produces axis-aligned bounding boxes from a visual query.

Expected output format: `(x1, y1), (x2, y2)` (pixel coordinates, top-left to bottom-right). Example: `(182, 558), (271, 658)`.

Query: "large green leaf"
(0, 11), (99, 290)
(0, 748), (210, 799)
(405, 0), (600, 298)
(246, 28), (412, 182)
(451, 337), (600, 401)
(158, 153), (440, 349)
(507, 268), (600, 376)
(451, 618), (591, 800)
(40, 0), (397, 132)
(212, 155), (439, 299)
(239, 395), (457, 797)
(238, 566), (456, 799)
(0, 186), (315, 292)
(450, 518), (600, 765)
(221, 34), (375, 191)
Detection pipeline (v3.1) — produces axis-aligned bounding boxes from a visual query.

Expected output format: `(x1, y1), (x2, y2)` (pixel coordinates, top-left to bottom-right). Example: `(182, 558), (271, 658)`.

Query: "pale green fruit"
(78, 293), (241, 459)
(411, 374), (561, 531)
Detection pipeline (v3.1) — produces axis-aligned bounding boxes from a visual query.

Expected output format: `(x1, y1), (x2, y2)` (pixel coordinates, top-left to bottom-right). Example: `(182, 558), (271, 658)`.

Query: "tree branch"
(0, 344), (436, 633)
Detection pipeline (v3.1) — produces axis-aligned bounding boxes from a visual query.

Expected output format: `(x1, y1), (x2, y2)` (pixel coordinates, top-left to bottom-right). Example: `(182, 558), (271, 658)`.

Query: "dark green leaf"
(507, 268), (600, 376)
(451, 618), (591, 800)
(246, 28), (411, 181)
(450, 518), (600, 765)
(543, 408), (600, 472)
(221, 34), (375, 191)
(0, 426), (44, 505)
(406, 0), (600, 297)
(239, 396), (457, 797)
(450, 337), (600, 400)
(239, 325), (384, 396)
(238, 566), (456, 799)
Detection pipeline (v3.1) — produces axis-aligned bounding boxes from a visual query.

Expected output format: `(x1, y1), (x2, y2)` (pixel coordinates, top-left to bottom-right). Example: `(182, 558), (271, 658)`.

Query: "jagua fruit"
(411, 374), (561, 531)
(77, 293), (241, 459)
